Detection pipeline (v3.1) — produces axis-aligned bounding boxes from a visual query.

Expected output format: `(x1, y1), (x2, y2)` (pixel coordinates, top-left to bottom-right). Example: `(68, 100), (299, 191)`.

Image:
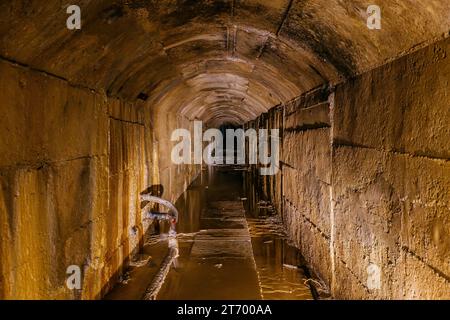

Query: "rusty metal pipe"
(140, 195), (179, 232)
(140, 195), (180, 300)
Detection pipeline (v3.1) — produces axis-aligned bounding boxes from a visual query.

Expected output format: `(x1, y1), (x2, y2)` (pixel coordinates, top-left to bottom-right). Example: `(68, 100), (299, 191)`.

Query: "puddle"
(248, 217), (314, 300)
(105, 166), (314, 300)
(243, 171), (314, 300)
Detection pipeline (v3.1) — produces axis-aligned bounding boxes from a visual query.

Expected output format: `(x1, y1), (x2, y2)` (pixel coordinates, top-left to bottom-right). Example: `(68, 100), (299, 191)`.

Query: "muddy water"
(243, 169), (314, 300)
(105, 166), (313, 300)
(247, 217), (314, 300)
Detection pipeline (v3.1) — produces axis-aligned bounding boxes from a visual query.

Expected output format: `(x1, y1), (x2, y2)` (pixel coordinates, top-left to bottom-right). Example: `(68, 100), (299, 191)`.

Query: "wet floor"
(105, 166), (314, 300)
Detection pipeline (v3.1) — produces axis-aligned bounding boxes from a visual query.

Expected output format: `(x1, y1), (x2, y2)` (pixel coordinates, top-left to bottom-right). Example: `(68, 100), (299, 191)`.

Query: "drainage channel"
(105, 166), (316, 300)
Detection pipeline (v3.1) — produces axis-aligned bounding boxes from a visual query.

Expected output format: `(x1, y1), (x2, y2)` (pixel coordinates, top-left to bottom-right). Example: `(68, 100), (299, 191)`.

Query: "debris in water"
(130, 254), (152, 267)
(119, 272), (131, 284)
(214, 263), (223, 269)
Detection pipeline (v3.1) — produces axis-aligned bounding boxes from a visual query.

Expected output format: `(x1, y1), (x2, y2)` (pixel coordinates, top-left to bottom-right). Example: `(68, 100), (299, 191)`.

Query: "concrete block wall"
(244, 108), (283, 214)
(281, 87), (333, 286)
(157, 115), (201, 205)
(331, 37), (450, 299)
(245, 86), (333, 286)
(247, 36), (450, 299)
(0, 59), (199, 299)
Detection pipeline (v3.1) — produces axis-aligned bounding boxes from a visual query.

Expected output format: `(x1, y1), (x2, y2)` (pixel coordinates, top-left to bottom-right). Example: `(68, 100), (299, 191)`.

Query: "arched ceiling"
(1, 0), (449, 126)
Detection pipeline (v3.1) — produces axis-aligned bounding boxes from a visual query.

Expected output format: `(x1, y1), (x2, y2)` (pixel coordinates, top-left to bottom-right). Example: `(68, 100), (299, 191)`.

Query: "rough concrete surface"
(248, 37), (449, 299)
(0, 60), (200, 299)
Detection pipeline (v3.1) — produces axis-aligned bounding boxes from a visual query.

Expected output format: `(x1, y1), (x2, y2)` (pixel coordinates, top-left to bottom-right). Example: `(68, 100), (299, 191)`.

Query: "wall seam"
(328, 91), (336, 297)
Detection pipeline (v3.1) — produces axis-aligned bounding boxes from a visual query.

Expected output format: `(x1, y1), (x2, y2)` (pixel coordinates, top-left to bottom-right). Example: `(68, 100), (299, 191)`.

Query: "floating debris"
(130, 254), (152, 267)
(119, 272), (131, 284)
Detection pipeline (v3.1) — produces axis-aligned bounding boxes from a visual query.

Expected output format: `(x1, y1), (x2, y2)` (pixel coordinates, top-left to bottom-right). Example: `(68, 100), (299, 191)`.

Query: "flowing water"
(105, 166), (314, 300)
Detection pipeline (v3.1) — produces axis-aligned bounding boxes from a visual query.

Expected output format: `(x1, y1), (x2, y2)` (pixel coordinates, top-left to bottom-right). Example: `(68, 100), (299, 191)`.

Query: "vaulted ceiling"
(1, 0), (449, 126)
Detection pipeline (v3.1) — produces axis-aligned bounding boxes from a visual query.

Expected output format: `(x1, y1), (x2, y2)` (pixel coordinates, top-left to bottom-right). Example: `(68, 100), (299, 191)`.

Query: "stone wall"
(247, 36), (450, 299)
(0, 59), (199, 299)
(282, 87), (333, 287)
(245, 85), (333, 287)
(244, 107), (283, 215)
(331, 37), (450, 299)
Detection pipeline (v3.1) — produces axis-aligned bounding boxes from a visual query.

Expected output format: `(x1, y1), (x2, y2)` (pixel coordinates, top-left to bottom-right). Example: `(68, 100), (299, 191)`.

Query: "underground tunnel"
(0, 0), (449, 301)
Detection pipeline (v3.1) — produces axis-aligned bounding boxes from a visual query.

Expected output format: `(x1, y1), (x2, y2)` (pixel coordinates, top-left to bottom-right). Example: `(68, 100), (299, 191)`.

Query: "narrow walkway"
(158, 199), (261, 299)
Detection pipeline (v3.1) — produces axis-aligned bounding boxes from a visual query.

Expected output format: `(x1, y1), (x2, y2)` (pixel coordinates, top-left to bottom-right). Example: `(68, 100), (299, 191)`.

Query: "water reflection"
(243, 168), (314, 300)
